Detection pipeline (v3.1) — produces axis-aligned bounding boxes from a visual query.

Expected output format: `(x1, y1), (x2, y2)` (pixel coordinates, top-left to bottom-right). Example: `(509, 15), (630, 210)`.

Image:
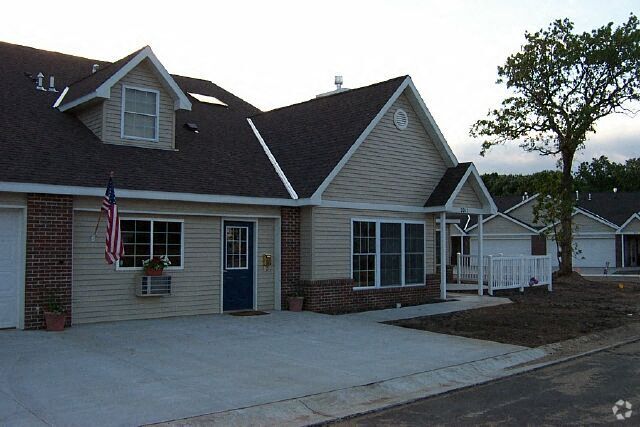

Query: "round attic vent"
(394, 109), (409, 130)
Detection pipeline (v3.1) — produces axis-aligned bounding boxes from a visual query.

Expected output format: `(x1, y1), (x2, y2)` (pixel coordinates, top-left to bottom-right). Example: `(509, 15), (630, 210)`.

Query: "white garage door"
(547, 237), (615, 268)
(471, 238), (531, 257)
(0, 209), (22, 328)
(574, 237), (616, 268)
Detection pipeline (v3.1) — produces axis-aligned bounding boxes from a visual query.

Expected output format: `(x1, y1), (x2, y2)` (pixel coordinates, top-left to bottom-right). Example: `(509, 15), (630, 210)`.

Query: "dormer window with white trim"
(122, 86), (159, 141)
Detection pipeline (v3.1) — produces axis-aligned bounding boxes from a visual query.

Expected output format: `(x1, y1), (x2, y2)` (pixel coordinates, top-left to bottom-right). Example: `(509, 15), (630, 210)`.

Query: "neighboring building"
(459, 192), (640, 271)
(0, 42), (495, 329)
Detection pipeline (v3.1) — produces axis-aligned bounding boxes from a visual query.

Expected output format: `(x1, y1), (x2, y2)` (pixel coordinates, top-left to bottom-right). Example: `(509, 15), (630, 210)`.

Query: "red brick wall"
(280, 206), (300, 309)
(24, 194), (73, 329)
(299, 274), (441, 314)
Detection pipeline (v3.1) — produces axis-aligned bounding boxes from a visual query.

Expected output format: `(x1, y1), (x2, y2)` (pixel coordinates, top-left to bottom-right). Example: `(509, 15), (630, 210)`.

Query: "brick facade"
(298, 274), (441, 314)
(280, 206), (300, 310)
(24, 194), (73, 329)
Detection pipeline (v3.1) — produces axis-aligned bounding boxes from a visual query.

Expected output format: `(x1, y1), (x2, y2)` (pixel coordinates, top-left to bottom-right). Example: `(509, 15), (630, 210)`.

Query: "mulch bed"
(386, 273), (640, 347)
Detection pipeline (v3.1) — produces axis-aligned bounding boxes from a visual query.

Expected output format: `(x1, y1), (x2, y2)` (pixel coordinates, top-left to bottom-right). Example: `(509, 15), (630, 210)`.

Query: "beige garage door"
(0, 209), (22, 328)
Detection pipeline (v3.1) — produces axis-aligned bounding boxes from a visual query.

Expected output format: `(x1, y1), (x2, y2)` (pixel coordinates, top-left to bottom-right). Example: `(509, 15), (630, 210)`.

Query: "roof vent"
(36, 72), (45, 91)
(335, 75), (343, 90)
(184, 123), (199, 133)
(394, 109), (409, 130)
(588, 193), (592, 201)
(92, 64), (100, 74)
(48, 75), (57, 92)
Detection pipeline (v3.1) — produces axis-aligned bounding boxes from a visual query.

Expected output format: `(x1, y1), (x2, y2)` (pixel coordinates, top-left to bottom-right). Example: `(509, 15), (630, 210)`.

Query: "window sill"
(352, 283), (425, 291)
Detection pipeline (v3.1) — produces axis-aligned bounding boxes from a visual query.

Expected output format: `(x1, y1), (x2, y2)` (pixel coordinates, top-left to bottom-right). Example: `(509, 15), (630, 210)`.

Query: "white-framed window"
(225, 226), (249, 270)
(352, 219), (425, 288)
(119, 219), (183, 269)
(121, 85), (159, 141)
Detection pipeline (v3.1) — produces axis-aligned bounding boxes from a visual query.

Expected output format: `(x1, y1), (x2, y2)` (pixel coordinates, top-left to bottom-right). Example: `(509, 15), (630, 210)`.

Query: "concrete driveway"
(1, 306), (523, 426)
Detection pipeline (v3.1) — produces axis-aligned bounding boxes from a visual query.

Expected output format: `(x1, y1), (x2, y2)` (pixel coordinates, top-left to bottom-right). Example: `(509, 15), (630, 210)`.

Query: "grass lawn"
(386, 275), (640, 347)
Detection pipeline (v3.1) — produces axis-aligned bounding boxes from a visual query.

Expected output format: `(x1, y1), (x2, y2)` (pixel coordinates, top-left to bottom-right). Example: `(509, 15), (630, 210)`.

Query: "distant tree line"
(482, 156), (640, 196)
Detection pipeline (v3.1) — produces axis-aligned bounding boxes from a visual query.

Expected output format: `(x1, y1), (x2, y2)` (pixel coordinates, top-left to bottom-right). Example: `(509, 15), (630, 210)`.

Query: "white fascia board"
(52, 86), (69, 108)
(444, 165), (497, 214)
(617, 212), (640, 233)
(576, 207), (619, 230)
(0, 181), (300, 206)
(538, 209), (618, 233)
(310, 77), (411, 200)
(58, 46), (191, 112)
(247, 118), (298, 200)
(504, 193), (540, 214)
(466, 212), (539, 234)
(405, 79), (458, 168)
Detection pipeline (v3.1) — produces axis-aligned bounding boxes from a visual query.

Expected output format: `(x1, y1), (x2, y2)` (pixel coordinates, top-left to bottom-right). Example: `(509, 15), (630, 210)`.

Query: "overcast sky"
(2, 0), (638, 174)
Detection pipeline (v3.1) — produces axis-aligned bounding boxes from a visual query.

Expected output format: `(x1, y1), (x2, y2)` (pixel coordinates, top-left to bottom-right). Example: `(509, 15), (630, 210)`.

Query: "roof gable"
(618, 213), (640, 233)
(426, 163), (496, 214)
(250, 76), (408, 198)
(467, 212), (539, 234)
(57, 46), (191, 112)
(321, 91), (450, 206)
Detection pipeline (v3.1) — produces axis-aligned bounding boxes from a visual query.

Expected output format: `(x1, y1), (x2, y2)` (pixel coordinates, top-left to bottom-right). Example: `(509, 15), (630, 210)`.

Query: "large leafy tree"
(470, 14), (640, 275)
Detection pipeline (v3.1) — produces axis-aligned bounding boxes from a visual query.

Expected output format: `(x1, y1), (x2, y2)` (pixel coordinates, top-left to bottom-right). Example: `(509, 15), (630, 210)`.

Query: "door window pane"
(226, 226), (248, 269)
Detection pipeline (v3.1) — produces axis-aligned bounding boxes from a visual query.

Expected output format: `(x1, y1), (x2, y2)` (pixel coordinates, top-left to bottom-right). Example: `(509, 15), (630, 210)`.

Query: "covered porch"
(425, 162), (496, 300)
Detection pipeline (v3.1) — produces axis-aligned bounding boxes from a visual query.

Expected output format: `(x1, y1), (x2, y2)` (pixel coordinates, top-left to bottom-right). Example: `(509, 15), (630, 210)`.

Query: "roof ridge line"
(250, 75), (409, 118)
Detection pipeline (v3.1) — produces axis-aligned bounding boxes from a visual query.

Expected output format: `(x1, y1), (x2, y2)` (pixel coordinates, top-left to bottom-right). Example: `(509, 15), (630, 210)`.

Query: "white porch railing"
(457, 253), (553, 295)
(456, 254), (488, 283)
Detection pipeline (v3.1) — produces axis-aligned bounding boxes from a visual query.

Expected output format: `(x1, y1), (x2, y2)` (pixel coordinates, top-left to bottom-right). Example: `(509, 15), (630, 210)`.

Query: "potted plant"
(44, 297), (65, 332)
(287, 295), (304, 312)
(142, 255), (171, 276)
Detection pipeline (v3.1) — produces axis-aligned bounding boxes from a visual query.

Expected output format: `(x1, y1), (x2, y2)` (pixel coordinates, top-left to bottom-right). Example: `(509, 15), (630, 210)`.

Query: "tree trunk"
(558, 152), (574, 276)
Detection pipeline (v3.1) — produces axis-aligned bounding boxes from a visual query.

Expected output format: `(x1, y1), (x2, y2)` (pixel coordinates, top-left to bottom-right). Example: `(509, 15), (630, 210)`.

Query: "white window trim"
(225, 225), (250, 270)
(121, 85), (160, 142)
(116, 217), (185, 271)
(351, 218), (426, 290)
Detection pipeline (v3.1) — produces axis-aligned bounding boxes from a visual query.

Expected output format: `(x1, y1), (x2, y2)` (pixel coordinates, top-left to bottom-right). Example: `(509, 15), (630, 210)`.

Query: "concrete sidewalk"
(1, 297), (522, 427)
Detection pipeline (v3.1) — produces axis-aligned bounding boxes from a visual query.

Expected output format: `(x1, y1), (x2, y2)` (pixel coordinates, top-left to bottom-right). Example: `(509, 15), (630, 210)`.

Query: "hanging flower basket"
(142, 256), (171, 277)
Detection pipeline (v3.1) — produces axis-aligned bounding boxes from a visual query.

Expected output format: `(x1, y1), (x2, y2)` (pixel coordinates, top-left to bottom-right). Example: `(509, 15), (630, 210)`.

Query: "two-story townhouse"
(0, 42), (495, 329)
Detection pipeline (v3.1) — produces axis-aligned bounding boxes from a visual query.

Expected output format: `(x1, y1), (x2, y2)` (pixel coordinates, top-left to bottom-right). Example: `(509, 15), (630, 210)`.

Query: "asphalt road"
(333, 340), (640, 426)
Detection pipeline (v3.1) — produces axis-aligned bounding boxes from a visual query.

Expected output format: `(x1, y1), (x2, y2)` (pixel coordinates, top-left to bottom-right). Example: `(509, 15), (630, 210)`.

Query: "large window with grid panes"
(352, 219), (425, 288)
(118, 219), (183, 269)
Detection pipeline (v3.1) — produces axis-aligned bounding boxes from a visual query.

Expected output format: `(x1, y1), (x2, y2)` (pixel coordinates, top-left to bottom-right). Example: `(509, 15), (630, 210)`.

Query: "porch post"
(478, 214), (484, 296)
(622, 234), (625, 268)
(440, 211), (447, 300)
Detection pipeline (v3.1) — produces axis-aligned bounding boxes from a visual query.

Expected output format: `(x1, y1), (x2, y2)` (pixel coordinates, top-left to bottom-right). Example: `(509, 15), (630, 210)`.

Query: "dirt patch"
(386, 277), (640, 347)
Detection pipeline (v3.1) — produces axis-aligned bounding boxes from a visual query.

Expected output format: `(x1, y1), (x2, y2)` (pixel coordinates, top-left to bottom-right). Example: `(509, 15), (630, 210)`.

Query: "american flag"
(103, 176), (124, 264)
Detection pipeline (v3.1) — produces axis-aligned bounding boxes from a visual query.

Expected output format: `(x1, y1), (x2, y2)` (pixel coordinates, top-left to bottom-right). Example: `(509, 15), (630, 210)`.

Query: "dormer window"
(122, 86), (159, 141)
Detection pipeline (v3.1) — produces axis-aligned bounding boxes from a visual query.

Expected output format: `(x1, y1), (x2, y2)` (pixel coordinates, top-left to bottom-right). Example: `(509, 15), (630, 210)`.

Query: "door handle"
(223, 270), (228, 273)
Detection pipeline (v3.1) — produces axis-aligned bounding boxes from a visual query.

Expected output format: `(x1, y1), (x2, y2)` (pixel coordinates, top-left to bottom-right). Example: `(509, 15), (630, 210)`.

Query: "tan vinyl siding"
(469, 215), (534, 235)
(72, 211), (220, 324)
(300, 206), (313, 280)
(323, 93), (448, 206)
(310, 207), (434, 281)
(508, 201), (539, 227)
(0, 192), (26, 206)
(257, 218), (275, 310)
(573, 212), (616, 233)
(452, 180), (483, 209)
(621, 216), (640, 233)
(75, 103), (103, 139)
(103, 59), (175, 149)
(72, 198), (280, 324)
(74, 197), (281, 218)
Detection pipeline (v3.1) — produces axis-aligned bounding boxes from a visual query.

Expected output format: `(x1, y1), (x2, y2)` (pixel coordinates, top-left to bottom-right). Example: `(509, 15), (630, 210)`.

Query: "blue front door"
(223, 221), (254, 311)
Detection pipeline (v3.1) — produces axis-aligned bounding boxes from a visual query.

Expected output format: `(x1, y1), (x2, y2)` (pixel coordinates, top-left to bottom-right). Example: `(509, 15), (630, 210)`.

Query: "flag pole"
(92, 171), (114, 241)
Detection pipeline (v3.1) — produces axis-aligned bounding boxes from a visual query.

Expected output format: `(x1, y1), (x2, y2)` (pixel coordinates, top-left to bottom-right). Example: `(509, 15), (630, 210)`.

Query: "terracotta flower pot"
(288, 296), (304, 312)
(44, 312), (65, 331)
(145, 268), (164, 276)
